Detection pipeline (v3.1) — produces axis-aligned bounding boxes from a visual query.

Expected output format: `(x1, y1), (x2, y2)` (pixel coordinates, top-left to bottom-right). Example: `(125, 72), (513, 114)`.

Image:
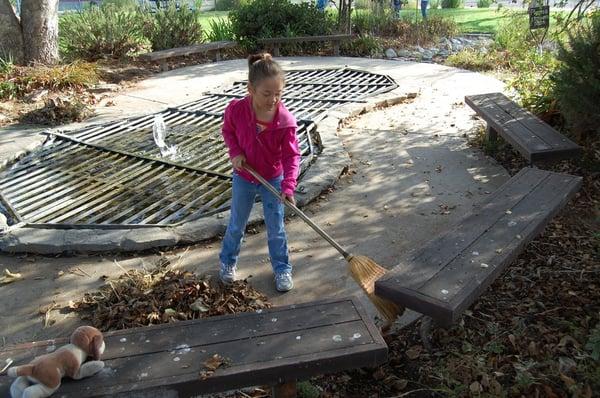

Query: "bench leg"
(215, 49), (222, 62)
(273, 44), (280, 57)
(486, 125), (498, 144)
(272, 381), (297, 398)
(158, 60), (168, 72)
(419, 316), (434, 352)
(333, 40), (340, 56)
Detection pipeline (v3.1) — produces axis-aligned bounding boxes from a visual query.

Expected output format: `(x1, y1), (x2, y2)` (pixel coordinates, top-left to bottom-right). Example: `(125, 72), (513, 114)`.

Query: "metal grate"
(0, 68), (396, 228)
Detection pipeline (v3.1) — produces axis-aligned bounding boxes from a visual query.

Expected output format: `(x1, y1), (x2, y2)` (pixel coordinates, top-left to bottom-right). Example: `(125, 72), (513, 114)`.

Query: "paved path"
(0, 57), (509, 345)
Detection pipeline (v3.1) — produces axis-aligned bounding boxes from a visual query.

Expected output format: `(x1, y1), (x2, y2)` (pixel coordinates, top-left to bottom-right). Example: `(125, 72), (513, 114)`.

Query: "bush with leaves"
(145, 2), (204, 51)
(215, 0), (242, 11)
(441, 0), (462, 8)
(229, 0), (335, 50)
(205, 18), (235, 42)
(477, 0), (492, 7)
(59, 3), (150, 60)
(341, 34), (382, 56)
(552, 13), (600, 146)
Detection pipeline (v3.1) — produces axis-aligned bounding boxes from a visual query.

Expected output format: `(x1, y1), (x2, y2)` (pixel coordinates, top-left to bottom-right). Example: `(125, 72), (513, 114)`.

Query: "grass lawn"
(428, 8), (512, 33)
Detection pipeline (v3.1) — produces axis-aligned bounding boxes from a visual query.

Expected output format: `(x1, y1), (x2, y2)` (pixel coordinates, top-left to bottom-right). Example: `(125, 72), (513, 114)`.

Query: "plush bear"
(7, 326), (106, 398)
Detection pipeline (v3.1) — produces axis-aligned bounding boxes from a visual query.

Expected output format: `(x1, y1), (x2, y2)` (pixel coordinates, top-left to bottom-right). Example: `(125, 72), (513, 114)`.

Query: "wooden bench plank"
(257, 34), (353, 45)
(0, 298), (387, 397)
(375, 168), (582, 325)
(465, 93), (582, 163)
(139, 41), (237, 62)
(386, 167), (543, 292)
(257, 35), (353, 57)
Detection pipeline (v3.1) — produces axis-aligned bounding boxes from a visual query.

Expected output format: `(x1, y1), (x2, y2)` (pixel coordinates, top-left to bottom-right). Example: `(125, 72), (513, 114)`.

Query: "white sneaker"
(274, 272), (293, 292)
(219, 263), (236, 284)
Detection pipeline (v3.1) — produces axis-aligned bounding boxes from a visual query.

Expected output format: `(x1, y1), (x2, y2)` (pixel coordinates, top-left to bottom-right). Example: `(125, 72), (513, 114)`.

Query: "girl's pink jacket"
(221, 96), (301, 196)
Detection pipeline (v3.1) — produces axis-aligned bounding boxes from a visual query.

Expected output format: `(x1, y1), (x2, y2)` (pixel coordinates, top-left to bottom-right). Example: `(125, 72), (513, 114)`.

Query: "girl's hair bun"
(248, 53), (272, 67)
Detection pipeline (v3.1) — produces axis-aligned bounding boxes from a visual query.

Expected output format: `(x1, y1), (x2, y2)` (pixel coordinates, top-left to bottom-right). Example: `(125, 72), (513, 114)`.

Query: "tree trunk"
(20, 0), (59, 65)
(0, 0), (24, 64)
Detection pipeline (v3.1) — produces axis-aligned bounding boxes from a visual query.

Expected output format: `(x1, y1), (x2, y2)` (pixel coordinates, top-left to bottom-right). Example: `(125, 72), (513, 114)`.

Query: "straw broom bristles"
(347, 254), (404, 323)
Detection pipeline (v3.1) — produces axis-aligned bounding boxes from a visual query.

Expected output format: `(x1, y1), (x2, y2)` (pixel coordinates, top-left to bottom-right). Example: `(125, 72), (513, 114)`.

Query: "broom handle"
(243, 165), (351, 260)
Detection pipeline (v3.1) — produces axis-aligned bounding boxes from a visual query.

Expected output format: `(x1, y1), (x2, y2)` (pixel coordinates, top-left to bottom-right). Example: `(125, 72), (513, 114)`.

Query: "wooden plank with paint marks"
(465, 93), (582, 163)
(375, 168), (582, 326)
(0, 297), (387, 397)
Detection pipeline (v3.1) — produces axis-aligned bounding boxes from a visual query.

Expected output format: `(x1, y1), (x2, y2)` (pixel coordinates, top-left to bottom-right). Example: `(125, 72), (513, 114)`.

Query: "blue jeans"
(421, 0), (428, 18)
(219, 173), (292, 274)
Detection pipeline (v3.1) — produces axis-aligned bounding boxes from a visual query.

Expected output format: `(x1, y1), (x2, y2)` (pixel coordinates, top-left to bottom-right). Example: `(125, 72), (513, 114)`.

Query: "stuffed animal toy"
(7, 326), (106, 398)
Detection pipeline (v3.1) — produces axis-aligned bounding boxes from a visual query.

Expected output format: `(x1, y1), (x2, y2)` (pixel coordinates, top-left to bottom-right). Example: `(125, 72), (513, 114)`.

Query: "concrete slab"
(0, 58), (509, 348)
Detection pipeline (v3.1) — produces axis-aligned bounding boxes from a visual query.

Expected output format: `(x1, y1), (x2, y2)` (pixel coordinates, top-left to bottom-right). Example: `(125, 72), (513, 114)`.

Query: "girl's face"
(249, 76), (284, 112)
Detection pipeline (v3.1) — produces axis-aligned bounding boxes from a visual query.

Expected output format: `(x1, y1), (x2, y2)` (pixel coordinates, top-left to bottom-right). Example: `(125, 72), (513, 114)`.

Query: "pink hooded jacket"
(221, 96), (301, 196)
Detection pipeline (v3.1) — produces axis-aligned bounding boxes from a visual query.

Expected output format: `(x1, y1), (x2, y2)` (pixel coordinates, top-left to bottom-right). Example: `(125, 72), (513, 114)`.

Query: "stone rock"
(385, 48), (398, 58)
(88, 83), (120, 94)
(422, 50), (434, 60)
(25, 89), (49, 103)
(397, 49), (412, 58)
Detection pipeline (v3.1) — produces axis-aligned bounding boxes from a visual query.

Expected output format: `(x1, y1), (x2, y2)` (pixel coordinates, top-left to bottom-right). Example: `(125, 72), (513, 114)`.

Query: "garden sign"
(529, 5), (550, 29)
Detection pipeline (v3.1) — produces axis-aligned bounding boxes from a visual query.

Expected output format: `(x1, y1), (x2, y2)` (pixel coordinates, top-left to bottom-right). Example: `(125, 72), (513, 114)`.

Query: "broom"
(244, 165), (403, 323)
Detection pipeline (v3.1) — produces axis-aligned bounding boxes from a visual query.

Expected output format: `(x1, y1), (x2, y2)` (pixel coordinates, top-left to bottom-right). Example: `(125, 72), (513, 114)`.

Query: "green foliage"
(101, 0), (140, 10)
(441, 0), (463, 9)
(352, 12), (457, 45)
(229, 0), (335, 50)
(429, 0), (441, 9)
(215, 0), (242, 11)
(552, 13), (600, 145)
(205, 18), (235, 41)
(146, 2), (204, 51)
(59, 5), (150, 60)
(446, 48), (506, 71)
(0, 62), (99, 100)
(341, 34), (382, 56)
(477, 0), (492, 7)
(494, 12), (560, 116)
(297, 381), (320, 398)
(0, 55), (15, 75)
(0, 82), (18, 100)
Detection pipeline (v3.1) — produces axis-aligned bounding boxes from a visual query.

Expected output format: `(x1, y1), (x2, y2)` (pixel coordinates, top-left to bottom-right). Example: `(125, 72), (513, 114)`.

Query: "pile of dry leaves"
(73, 264), (271, 332)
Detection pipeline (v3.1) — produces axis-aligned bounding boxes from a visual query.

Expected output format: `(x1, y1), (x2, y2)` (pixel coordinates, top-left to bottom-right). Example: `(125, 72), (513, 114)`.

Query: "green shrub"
(145, 2), (204, 51)
(101, 0), (140, 10)
(229, 0), (335, 50)
(441, 0), (462, 9)
(446, 48), (506, 71)
(341, 34), (382, 56)
(59, 5), (149, 60)
(477, 0), (492, 7)
(206, 18), (235, 41)
(0, 55), (15, 75)
(553, 13), (600, 145)
(352, 9), (393, 35)
(0, 81), (18, 100)
(215, 0), (241, 11)
(494, 12), (534, 53)
(429, 0), (441, 9)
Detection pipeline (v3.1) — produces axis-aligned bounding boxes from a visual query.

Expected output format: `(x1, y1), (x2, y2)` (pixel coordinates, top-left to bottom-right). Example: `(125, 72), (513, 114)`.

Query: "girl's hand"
(231, 155), (246, 171)
(281, 193), (296, 206)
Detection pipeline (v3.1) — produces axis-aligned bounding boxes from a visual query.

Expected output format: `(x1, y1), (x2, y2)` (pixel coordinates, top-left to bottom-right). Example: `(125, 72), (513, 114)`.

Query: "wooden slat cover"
(139, 41), (237, 61)
(375, 168), (582, 325)
(465, 93), (582, 162)
(0, 298), (386, 397)
(257, 34), (353, 44)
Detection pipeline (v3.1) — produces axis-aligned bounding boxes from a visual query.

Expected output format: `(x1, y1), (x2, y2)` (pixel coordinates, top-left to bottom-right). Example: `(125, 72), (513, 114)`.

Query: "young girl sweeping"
(219, 53), (300, 292)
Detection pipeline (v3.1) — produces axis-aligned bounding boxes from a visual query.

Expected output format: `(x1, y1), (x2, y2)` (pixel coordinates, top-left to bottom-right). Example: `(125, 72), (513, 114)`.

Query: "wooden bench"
(465, 92), (582, 164)
(375, 168), (581, 341)
(257, 34), (354, 57)
(139, 41), (238, 72)
(0, 297), (386, 398)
